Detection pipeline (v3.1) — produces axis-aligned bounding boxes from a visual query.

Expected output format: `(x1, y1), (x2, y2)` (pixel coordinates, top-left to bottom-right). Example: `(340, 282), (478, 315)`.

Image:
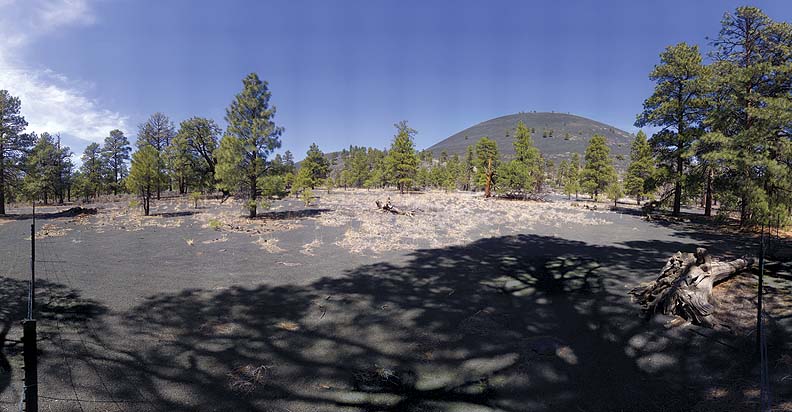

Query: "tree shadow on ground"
(54, 234), (787, 411)
(0, 207), (98, 221)
(0, 277), (106, 401)
(251, 208), (331, 221)
(150, 211), (199, 218)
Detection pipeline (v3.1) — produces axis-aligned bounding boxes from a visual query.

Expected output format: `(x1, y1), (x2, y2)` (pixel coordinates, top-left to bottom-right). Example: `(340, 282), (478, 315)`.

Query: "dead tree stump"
(630, 248), (754, 328)
(375, 198), (414, 216)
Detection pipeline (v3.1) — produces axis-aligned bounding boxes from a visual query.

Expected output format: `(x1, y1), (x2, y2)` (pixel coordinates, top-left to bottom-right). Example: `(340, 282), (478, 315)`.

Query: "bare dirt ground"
(1, 189), (790, 412)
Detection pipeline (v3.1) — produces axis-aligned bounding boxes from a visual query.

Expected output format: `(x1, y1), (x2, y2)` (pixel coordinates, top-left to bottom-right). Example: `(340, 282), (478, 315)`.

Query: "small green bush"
(208, 219), (222, 231)
(301, 189), (314, 206)
(190, 191), (201, 208)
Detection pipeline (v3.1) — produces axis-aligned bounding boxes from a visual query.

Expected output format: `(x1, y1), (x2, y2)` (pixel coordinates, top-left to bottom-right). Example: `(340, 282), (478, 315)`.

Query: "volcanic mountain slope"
(428, 112), (634, 168)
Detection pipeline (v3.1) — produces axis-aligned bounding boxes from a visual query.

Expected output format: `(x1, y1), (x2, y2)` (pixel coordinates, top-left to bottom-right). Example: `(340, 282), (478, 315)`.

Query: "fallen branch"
(629, 248), (754, 328)
(375, 198), (415, 216)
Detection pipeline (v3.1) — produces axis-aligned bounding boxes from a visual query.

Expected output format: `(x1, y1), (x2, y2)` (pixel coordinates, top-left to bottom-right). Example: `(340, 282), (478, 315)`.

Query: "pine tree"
(385, 121), (418, 194)
(563, 153), (581, 200)
(581, 135), (616, 201)
(23, 133), (58, 204)
(606, 178), (624, 208)
(176, 117), (221, 189)
(80, 143), (104, 200)
(299, 143), (330, 189)
(636, 42), (707, 215)
(217, 73), (283, 217)
(703, 6), (792, 226)
(127, 145), (162, 216)
(0, 90), (32, 214)
(137, 112), (175, 199)
(164, 133), (193, 194)
(102, 129), (131, 195)
(475, 137), (499, 198)
(624, 130), (655, 204)
(463, 145), (475, 191)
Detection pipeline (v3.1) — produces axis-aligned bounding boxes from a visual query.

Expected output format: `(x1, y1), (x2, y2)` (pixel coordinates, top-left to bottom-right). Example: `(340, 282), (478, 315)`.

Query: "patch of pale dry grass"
(256, 237), (285, 253)
(34, 223), (71, 238)
(193, 198), (302, 235)
(317, 190), (611, 254)
(301, 238), (322, 256)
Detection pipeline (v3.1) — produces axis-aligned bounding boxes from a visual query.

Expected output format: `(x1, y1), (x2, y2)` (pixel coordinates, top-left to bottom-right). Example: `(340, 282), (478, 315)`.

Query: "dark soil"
(1, 196), (790, 412)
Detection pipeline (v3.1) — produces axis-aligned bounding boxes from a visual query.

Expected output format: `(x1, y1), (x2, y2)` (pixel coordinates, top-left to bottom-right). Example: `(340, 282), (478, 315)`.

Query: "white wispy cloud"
(0, 0), (127, 142)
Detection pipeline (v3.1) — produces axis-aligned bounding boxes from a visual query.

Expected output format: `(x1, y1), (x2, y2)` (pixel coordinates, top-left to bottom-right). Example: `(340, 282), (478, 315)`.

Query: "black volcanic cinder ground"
(0, 193), (790, 411)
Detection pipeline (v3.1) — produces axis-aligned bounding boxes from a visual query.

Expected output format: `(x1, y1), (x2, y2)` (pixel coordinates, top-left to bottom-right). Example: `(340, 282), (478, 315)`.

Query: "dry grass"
(256, 237), (285, 253)
(48, 190), (612, 254)
(301, 238), (322, 256)
(227, 364), (273, 394)
(34, 223), (71, 238)
(317, 190), (611, 254)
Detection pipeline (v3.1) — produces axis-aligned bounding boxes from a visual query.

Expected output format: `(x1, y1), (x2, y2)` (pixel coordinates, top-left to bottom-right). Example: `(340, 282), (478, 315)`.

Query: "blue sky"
(1, 0), (791, 161)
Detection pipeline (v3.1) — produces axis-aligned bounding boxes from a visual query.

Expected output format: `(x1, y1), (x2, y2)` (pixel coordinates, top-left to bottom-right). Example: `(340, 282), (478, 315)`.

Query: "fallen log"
(629, 248), (754, 328)
(375, 198), (414, 216)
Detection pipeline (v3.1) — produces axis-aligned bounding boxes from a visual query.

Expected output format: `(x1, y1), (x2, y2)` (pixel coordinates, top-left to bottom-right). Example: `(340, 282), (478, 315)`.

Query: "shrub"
(301, 188), (314, 206)
(190, 191), (202, 208)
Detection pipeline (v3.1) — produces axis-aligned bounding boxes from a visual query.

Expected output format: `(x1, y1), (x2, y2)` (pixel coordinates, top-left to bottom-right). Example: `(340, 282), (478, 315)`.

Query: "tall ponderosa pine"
(475, 137), (499, 198)
(385, 121), (419, 194)
(177, 117), (221, 189)
(624, 130), (655, 204)
(581, 135), (616, 201)
(127, 145), (162, 216)
(80, 143), (104, 200)
(704, 6), (792, 226)
(137, 112), (175, 199)
(0, 90), (32, 214)
(636, 42), (707, 215)
(102, 129), (131, 195)
(216, 73), (283, 217)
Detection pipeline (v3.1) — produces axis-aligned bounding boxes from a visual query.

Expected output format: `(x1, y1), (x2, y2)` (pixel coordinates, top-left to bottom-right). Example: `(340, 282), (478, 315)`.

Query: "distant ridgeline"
(427, 112), (633, 170)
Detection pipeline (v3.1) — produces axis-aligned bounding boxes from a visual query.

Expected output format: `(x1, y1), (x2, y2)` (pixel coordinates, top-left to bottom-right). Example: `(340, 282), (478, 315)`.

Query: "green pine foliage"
(624, 130), (656, 204)
(216, 73), (283, 217)
(127, 145), (163, 216)
(0, 90), (33, 214)
(474, 137), (499, 198)
(299, 143), (330, 190)
(385, 121), (419, 194)
(102, 129), (131, 195)
(636, 42), (707, 215)
(563, 153), (581, 200)
(581, 135), (616, 201)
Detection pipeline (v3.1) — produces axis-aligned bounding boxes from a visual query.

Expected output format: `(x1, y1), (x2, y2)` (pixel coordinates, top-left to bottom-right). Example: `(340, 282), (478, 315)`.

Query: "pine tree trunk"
(484, 157), (492, 198)
(249, 174), (257, 218)
(704, 168), (713, 217)
(673, 157), (683, 216)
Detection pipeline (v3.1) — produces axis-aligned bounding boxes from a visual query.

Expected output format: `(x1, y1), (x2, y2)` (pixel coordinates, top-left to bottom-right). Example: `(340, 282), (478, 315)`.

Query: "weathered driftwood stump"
(375, 198), (414, 216)
(630, 248), (754, 328)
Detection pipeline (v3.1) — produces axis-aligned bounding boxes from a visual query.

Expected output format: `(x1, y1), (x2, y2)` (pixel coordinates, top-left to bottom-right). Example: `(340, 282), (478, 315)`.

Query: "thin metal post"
(22, 319), (37, 412)
(756, 225), (764, 351)
(29, 218), (35, 318)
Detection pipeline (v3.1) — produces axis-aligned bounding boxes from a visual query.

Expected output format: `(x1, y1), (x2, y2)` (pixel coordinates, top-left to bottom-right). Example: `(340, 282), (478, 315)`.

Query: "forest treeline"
(0, 6), (789, 226)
